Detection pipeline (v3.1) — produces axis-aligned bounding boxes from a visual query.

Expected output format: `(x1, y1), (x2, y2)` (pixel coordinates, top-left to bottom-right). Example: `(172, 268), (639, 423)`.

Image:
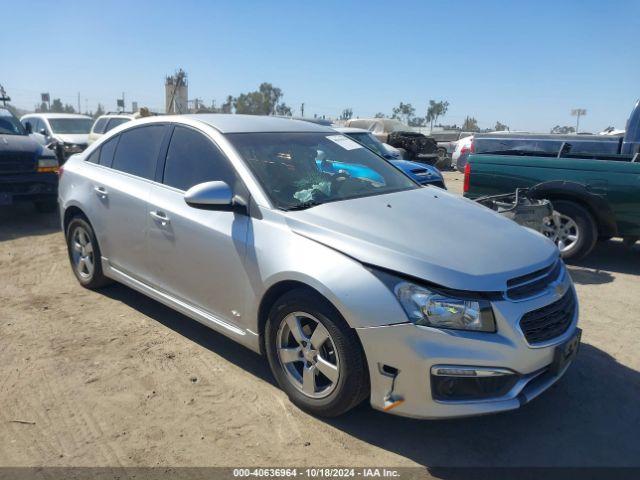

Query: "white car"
(451, 134), (474, 171)
(88, 114), (135, 145)
(21, 113), (93, 158)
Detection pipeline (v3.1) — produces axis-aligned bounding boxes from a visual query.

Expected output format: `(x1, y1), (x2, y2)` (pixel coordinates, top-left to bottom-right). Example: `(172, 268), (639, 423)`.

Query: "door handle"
(94, 186), (108, 198)
(150, 210), (170, 226)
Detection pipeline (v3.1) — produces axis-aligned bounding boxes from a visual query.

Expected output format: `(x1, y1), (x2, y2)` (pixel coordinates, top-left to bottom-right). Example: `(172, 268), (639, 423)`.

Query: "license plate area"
(551, 328), (581, 376)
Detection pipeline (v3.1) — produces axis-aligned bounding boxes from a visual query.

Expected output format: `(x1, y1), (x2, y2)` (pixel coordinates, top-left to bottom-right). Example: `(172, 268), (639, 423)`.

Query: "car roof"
(182, 114), (334, 134)
(98, 114), (134, 119)
(22, 113), (92, 120)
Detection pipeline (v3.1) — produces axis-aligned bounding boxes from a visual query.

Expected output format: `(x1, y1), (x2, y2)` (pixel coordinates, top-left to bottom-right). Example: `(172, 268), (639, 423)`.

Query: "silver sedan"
(58, 115), (580, 418)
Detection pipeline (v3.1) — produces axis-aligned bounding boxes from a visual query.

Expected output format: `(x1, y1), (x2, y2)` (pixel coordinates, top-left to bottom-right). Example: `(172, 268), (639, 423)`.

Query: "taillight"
(463, 162), (471, 193)
(469, 139), (475, 153)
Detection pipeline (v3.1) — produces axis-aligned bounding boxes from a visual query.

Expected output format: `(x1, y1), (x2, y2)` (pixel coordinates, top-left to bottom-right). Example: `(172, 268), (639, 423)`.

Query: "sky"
(2, 0), (639, 133)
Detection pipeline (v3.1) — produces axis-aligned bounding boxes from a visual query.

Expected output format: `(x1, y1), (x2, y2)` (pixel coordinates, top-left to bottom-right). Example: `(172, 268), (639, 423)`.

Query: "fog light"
(430, 365), (518, 401)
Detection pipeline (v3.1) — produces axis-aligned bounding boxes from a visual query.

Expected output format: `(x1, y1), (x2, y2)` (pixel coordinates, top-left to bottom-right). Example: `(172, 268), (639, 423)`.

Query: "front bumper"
(355, 286), (579, 419)
(0, 172), (58, 204)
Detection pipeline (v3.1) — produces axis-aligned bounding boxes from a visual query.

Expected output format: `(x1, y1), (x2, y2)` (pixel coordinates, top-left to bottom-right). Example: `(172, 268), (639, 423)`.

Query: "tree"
(340, 108), (353, 120)
(408, 117), (426, 127)
(94, 103), (105, 119)
(36, 102), (49, 113)
(233, 83), (291, 116)
(391, 102), (415, 125)
(63, 104), (75, 113)
(275, 103), (292, 116)
(374, 112), (385, 118)
(551, 125), (576, 134)
(494, 121), (509, 131)
(50, 98), (64, 113)
(426, 100), (449, 130)
(462, 116), (479, 131)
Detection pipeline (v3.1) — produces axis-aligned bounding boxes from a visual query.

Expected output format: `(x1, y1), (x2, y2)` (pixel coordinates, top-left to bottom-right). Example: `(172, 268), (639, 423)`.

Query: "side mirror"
(39, 128), (48, 136)
(184, 181), (237, 210)
(25, 122), (32, 134)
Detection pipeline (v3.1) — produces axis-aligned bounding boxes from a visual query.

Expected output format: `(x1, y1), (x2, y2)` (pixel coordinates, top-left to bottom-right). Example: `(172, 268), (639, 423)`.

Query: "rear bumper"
(0, 173), (58, 204)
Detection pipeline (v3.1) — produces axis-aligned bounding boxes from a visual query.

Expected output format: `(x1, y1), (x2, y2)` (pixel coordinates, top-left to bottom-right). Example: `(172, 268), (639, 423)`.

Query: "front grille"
(520, 290), (576, 344)
(506, 259), (563, 300)
(0, 151), (36, 174)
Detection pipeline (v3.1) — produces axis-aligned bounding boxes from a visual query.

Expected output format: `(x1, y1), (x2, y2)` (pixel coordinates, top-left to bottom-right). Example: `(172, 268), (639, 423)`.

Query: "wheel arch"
(63, 205), (90, 236)
(529, 181), (618, 237)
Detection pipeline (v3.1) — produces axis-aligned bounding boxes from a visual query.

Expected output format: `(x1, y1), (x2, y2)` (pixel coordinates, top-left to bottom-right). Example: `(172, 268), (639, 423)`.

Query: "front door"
(146, 125), (253, 329)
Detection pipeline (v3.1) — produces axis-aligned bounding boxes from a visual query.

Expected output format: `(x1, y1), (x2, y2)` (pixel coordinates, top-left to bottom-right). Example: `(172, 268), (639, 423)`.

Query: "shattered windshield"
(227, 132), (418, 210)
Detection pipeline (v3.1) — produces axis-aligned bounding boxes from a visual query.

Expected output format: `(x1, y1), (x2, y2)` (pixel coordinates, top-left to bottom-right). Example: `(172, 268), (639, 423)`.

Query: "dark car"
(0, 108), (59, 212)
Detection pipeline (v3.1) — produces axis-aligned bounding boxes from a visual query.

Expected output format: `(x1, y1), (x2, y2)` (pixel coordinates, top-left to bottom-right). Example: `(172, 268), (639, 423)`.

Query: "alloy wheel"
(71, 226), (95, 279)
(276, 312), (340, 399)
(543, 211), (580, 253)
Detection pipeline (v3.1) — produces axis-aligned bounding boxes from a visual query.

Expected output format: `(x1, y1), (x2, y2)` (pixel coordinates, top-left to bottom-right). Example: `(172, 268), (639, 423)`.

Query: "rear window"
(112, 125), (165, 179)
(105, 117), (130, 132)
(92, 118), (108, 134)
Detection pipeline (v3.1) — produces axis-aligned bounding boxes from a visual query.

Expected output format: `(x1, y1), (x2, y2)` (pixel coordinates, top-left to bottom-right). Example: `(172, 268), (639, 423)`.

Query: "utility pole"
(0, 84), (10, 107)
(300, 103), (305, 117)
(571, 109), (586, 133)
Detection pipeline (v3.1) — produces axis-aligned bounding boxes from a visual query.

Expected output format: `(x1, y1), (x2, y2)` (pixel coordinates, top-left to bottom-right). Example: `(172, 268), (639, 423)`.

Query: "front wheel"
(542, 200), (597, 261)
(265, 289), (369, 417)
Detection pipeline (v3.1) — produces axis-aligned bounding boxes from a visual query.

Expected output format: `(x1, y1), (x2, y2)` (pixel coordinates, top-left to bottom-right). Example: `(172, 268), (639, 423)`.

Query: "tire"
(265, 288), (369, 417)
(544, 200), (598, 261)
(66, 216), (112, 289)
(34, 199), (57, 213)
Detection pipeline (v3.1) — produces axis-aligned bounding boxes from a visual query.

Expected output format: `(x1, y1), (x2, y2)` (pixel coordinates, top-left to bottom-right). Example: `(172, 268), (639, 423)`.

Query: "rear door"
(145, 125), (252, 328)
(92, 124), (168, 280)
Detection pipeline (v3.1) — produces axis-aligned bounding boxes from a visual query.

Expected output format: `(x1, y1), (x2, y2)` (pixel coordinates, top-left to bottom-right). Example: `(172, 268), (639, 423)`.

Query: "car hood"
(0, 134), (43, 155)
(391, 160), (442, 177)
(285, 187), (558, 292)
(55, 133), (89, 145)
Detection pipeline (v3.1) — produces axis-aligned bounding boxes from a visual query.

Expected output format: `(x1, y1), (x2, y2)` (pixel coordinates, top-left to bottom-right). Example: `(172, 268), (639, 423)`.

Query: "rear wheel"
(542, 200), (597, 261)
(66, 216), (111, 289)
(265, 289), (369, 417)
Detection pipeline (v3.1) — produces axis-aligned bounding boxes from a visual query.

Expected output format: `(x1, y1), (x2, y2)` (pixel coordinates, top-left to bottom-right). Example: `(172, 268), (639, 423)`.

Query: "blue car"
(333, 127), (446, 188)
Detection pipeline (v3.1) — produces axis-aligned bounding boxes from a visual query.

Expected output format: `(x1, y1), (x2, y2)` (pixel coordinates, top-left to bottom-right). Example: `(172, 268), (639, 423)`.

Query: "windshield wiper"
(285, 200), (325, 211)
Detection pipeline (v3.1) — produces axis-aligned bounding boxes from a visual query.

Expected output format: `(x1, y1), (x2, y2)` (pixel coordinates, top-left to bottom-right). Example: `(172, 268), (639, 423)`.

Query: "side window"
(163, 126), (236, 191)
(86, 148), (100, 164)
(111, 125), (165, 179)
(105, 117), (130, 132)
(92, 118), (108, 134)
(99, 136), (119, 167)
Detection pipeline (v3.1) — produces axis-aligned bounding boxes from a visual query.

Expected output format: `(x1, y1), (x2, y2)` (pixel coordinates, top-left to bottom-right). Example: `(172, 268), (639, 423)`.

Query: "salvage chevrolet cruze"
(58, 115), (580, 418)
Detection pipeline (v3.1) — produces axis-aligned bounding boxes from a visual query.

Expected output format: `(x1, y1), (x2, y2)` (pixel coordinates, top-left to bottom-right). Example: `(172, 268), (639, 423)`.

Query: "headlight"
(394, 281), (496, 332)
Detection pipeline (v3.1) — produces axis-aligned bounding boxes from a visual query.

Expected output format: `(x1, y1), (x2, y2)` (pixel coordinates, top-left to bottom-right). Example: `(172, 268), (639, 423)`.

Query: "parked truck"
(463, 150), (640, 260)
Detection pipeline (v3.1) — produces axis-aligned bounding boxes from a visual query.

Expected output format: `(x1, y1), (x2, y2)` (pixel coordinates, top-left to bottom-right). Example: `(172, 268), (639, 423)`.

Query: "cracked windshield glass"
(228, 132), (418, 210)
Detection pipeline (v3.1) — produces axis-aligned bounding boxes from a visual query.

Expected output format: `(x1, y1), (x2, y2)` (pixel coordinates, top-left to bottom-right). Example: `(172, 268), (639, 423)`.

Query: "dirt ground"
(0, 171), (639, 471)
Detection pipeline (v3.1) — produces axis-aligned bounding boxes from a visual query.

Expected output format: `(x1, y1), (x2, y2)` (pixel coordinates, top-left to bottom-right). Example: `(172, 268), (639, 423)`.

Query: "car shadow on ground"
(567, 239), (640, 281)
(100, 283), (275, 386)
(100, 283), (639, 470)
(0, 204), (60, 241)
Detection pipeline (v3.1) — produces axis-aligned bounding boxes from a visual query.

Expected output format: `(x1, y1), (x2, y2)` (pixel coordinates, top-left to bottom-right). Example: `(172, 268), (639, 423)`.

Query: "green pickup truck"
(463, 153), (640, 260)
